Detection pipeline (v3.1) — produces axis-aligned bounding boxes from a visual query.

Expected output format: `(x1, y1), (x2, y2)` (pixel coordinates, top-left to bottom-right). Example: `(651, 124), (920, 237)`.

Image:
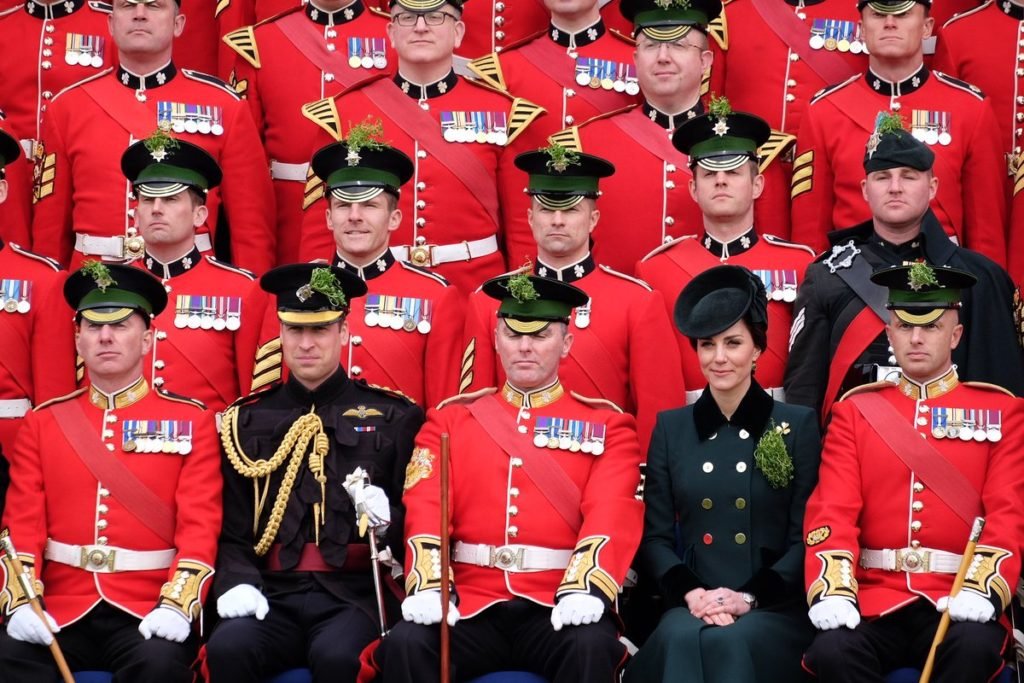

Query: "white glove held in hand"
(940, 591), (996, 623)
(343, 467), (391, 533)
(550, 594), (605, 631)
(7, 606), (59, 645)
(217, 584), (269, 620)
(401, 590), (460, 626)
(808, 598), (861, 631)
(139, 606), (191, 642)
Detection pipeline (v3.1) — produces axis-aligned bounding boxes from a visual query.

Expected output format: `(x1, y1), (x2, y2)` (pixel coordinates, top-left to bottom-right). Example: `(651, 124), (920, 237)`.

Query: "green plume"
(907, 262), (941, 291)
(309, 267), (347, 308)
(81, 260), (117, 293)
(543, 143), (581, 174)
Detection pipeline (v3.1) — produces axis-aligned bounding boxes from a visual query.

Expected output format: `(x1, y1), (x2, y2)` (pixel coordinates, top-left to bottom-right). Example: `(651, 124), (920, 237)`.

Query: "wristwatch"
(741, 592), (757, 609)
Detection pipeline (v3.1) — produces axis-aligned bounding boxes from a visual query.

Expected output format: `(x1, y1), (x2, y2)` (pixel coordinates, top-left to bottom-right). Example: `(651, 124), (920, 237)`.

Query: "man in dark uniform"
(121, 130), (265, 413)
(0, 262), (222, 682)
(376, 272), (644, 682)
(784, 114), (1024, 421)
(802, 263), (1024, 682)
(206, 263), (424, 682)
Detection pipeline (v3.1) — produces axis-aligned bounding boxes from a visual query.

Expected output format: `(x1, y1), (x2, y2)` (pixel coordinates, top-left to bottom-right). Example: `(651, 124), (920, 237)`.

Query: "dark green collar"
(865, 65), (928, 98)
(535, 253), (595, 284)
(24, 0), (85, 20)
(118, 62), (177, 92)
(333, 248), (396, 281)
(394, 69), (458, 100)
(643, 99), (704, 131)
(549, 18), (605, 48)
(143, 246), (202, 279)
(305, 0), (364, 25)
(693, 378), (773, 442)
(701, 227), (758, 259)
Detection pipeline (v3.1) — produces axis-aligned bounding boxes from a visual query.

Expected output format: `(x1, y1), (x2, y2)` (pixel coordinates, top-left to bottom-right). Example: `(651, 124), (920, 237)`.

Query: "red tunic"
(1, 380), (222, 626)
(223, 2), (394, 264)
(0, 242), (75, 455)
(31, 64), (276, 273)
(297, 71), (545, 294)
(402, 383), (644, 616)
(250, 250), (465, 408)
(803, 374), (1024, 618)
(461, 257), (683, 452)
(174, 0), (220, 74)
(636, 231), (814, 399)
(134, 250), (266, 413)
(456, 0), (549, 59)
(791, 67), (1009, 266)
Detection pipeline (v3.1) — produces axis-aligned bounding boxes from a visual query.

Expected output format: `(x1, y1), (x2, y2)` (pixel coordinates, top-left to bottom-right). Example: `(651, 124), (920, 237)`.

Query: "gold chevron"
(1014, 153), (1024, 196)
(547, 127), (583, 152)
(700, 66), (711, 97)
(466, 53), (507, 91)
(301, 97), (344, 142)
(303, 165), (325, 209)
(459, 338), (475, 393)
(758, 130), (796, 173)
(222, 26), (260, 69)
(506, 98), (545, 146)
(708, 10), (728, 50)
(790, 149), (814, 198)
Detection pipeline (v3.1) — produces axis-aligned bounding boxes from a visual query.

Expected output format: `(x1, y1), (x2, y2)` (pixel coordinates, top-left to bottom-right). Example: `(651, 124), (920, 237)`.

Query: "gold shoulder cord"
(220, 405), (330, 555)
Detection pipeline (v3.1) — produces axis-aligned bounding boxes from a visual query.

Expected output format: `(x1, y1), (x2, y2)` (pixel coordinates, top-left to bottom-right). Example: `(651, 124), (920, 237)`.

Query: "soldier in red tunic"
(249, 124), (465, 407)
(31, 0), (276, 273)
(0, 263), (222, 681)
(461, 144), (683, 451)
(790, 0), (1008, 266)
(801, 263), (1024, 682)
(222, 0), (394, 265)
(637, 99), (814, 404)
(375, 272), (643, 682)
(120, 131), (265, 413)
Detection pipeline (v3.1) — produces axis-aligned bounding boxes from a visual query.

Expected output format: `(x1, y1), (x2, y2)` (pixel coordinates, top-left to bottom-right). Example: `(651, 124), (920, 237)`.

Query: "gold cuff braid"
(808, 550), (859, 605)
(158, 560), (214, 621)
(0, 554), (42, 616)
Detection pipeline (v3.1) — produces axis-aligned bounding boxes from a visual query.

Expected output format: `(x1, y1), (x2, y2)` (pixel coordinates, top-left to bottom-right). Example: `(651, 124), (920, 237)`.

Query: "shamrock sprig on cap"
(907, 262), (941, 292)
(344, 117), (387, 167)
(81, 260), (117, 293)
(543, 143), (581, 174)
(503, 270), (540, 304)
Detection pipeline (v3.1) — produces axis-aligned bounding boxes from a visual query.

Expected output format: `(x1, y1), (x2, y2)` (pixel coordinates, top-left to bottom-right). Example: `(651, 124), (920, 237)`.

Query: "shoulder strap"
(465, 395), (583, 531)
(847, 392), (983, 525)
(748, 0), (858, 85)
(47, 399), (177, 544)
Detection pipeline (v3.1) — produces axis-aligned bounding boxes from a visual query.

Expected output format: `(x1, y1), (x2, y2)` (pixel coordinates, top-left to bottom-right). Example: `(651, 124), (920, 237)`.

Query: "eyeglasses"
(392, 10), (458, 26)
(638, 40), (705, 54)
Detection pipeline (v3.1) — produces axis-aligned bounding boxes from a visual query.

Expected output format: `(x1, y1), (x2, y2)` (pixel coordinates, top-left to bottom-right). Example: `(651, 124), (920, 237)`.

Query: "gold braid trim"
(220, 404), (328, 556)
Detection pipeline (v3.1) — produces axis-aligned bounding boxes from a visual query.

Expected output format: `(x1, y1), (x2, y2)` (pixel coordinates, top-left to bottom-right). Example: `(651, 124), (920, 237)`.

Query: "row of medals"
(533, 419), (607, 455)
(753, 270), (799, 303)
(1, 279), (31, 314)
(808, 21), (868, 54)
(364, 307), (431, 334)
(347, 40), (388, 70)
(574, 71), (641, 96)
(173, 309), (242, 331)
(911, 111), (953, 146)
(122, 426), (194, 454)
(65, 40), (105, 68)
(929, 408), (1002, 442)
(160, 115), (225, 137)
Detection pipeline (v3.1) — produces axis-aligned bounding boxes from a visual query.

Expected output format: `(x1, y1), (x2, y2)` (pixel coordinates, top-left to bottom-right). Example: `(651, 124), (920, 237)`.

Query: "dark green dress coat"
(626, 381), (821, 683)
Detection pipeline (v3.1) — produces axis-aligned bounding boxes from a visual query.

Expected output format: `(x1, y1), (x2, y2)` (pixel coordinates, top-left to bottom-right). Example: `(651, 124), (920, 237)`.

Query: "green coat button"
(734, 532), (747, 544)
(701, 498), (713, 510)
(735, 498), (747, 510)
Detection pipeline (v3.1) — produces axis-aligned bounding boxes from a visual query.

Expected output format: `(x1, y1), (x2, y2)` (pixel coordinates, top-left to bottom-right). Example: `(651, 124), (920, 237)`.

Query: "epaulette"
(640, 234), (697, 262)
(933, 71), (985, 100)
(53, 67), (113, 102)
(942, 0), (991, 29)
(183, 69), (241, 99)
(397, 260), (449, 286)
(460, 78), (546, 146)
(608, 28), (636, 46)
(837, 380), (891, 401)
(963, 381), (1015, 397)
(156, 387), (207, 410)
(809, 74), (859, 104)
(250, 337), (283, 391)
(570, 390), (624, 413)
(360, 380), (417, 404)
(436, 387), (496, 410)
(0, 4), (22, 18)
(302, 95), (344, 142)
(597, 264), (652, 291)
(205, 255), (255, 280)
(758, 129), (796, 173)
(87, 0), (111, 12)
(547, 126), (583, 152)
(9, 243), (60, 271)
(34, 388), (87, 411)
(762, 234), (816, 256)
(707, 8), (728, 50)
(466, 52), (507, 92)
(222, 26), (261, 69)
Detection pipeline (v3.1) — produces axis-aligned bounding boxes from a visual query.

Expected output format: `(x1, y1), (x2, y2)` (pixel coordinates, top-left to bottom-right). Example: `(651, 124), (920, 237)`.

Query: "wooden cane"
(439, 433), (452, 683)
(0, 529), (74, 683)
(919, 516), (986, 683)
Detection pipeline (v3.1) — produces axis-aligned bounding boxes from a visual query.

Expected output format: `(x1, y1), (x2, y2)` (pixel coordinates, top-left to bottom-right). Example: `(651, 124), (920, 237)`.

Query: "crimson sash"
(274, 11), (378, 88)
(516, 37), (629, 113)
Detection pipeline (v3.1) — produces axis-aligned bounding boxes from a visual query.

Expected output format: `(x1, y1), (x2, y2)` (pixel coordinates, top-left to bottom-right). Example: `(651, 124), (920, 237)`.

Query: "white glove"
(343, 467), (391, 534)
(138, 606), (191, 643)
(550, 594), (605, 631)
(6, 606), (59, 645)
(401, 590), (460, 626)
(217, 584), (269, 620)
(939, 591), (996, 623)
(808, 598), (861, 631)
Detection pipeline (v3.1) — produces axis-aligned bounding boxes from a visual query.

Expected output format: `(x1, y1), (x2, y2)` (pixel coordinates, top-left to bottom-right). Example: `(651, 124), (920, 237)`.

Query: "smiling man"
(789, 0), (1007, 265)
(376, 272), (643, 683)
(785, 113), (1024, 420)
(801, 263), (1024, 683)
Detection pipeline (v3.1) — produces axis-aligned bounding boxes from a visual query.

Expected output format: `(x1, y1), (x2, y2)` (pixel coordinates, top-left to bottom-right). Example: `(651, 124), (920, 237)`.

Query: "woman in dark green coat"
(626, 265), (821, 683)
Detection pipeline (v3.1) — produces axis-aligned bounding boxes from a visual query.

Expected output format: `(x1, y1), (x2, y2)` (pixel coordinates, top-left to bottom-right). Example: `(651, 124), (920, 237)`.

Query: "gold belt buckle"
(489, 546), (524, 570)
(409, 245), (432, 267)
(122, 234), (146, 260)
(897, 549), (927, 572)
(80, 547), (116, 571)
